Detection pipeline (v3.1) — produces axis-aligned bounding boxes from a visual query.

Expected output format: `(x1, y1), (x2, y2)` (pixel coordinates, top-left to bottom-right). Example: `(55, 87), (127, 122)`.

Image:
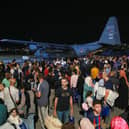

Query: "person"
(0, 61), (5, 82)
(111, 116), (129, 129)
(115, 69), (129, 109)
(82, 90), (93, 117)
(46, 70), (55, 110)
(17, 85), (31, 118)
(120, 105), (129, 125)
(91, 66), (99, 80)
(27, 86), (36, 129)
(36, 73), (49, 129)
(104, 76), (113, 90)
(54, 78), (73, 124)
(17, 86), (26, 117)
(76, 73), (84, 107)
(62, 122), (75, 129)
(70, 69), (79, 104)
(0, 98), (8, 125)
(8, 108), (27, 129)
(0, 83), (4, 100)
(78, 118), (95, 129)
(87, 99), (102, 129)
(3, 78), (19, 112)
(83, 76), (94, 102)
(70, 69), (79, 89)
(2, 72), (11, 88)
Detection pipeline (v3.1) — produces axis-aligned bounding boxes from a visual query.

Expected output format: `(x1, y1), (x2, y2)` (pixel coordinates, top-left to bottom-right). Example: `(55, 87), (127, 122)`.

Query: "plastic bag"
(44, 115), (62, 129)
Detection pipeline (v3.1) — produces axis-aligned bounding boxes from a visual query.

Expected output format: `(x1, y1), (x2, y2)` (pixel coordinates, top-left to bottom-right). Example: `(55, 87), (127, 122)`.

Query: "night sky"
(0, 7), (129, 44)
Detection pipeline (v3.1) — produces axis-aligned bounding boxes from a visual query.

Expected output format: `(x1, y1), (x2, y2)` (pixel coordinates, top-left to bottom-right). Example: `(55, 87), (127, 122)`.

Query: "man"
(46, 70), (55, 110)
(3, 78), (19, 112)
(2, 72), (11, 88)
(36, 73), (49, 129)
(70, 69), (78, 89)
(54, 78), (73, 123)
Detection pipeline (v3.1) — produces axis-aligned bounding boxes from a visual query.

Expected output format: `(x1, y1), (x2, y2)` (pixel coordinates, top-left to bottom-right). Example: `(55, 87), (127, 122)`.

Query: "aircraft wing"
(0, 39), (39, 44)
(0, 16), (122, 58)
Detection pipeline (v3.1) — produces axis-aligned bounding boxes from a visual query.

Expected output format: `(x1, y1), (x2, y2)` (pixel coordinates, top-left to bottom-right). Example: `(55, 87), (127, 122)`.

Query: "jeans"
(22, 114), (35, 129)
(57, 110), (69, 123)
(72, 88), (81, 107)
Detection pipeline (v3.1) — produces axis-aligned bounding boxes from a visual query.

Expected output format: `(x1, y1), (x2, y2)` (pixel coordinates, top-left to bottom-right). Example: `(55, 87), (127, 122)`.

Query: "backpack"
(13, 69), (18, 79)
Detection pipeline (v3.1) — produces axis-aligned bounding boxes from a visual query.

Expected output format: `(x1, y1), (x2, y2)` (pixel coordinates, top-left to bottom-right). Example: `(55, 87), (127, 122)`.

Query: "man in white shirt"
(70, 69), (79, 103)
(70, 69), (79, 89)
(4, 78), (19, 112)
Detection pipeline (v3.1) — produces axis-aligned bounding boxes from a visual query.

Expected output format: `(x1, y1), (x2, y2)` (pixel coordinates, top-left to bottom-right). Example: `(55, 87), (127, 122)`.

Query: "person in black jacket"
(0, 98), (8, 125)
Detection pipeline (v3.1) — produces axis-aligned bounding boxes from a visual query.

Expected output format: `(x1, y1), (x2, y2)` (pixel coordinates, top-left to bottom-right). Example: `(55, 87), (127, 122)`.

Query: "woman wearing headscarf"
(111, 116), (129, 129)
(115, 69), (129, 109)
(83, 76), (94, 102)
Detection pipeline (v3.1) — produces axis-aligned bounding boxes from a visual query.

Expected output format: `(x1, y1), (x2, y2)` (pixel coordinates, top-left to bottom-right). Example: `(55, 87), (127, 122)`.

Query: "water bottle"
(69, 116), (74, 123)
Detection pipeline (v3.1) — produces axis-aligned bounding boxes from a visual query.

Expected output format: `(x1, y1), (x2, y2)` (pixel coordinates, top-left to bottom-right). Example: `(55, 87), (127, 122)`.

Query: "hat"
(105, 60), (108, 64)
(85, 76), (92, 86)
(80, 118), (95, 129)
(111, 116), (129, 129)
(98, 79), (104, 87)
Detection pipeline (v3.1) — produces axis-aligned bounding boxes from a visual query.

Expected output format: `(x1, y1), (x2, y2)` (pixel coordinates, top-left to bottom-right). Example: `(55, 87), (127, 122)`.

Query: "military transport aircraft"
(0, 16), (121, 59)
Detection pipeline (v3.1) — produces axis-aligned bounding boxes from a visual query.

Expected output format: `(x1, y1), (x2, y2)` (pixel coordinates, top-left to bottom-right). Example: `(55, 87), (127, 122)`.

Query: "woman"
(8, 108), (27, 129)
(83, 76), (94, 102)
(115, 69), (129, 109)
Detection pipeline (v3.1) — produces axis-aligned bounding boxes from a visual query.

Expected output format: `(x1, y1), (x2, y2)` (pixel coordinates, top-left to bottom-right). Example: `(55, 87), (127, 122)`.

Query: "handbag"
(44, 115), (62, 129)
(106, 90), (119, 107)
(96, 86), (106, 100)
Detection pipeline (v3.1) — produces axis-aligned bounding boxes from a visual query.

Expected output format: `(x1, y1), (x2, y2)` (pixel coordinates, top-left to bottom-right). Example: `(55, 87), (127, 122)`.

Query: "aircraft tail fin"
(99, 16), (121, 45)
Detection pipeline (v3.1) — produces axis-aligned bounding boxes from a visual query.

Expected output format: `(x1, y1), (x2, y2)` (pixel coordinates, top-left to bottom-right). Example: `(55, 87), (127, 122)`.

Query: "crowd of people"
(0, 54), (129, 129)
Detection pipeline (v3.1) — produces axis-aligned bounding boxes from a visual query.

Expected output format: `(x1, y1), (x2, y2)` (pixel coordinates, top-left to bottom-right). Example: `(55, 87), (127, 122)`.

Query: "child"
(82, 90), (93, 117)
(87, 99), (102, 129)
